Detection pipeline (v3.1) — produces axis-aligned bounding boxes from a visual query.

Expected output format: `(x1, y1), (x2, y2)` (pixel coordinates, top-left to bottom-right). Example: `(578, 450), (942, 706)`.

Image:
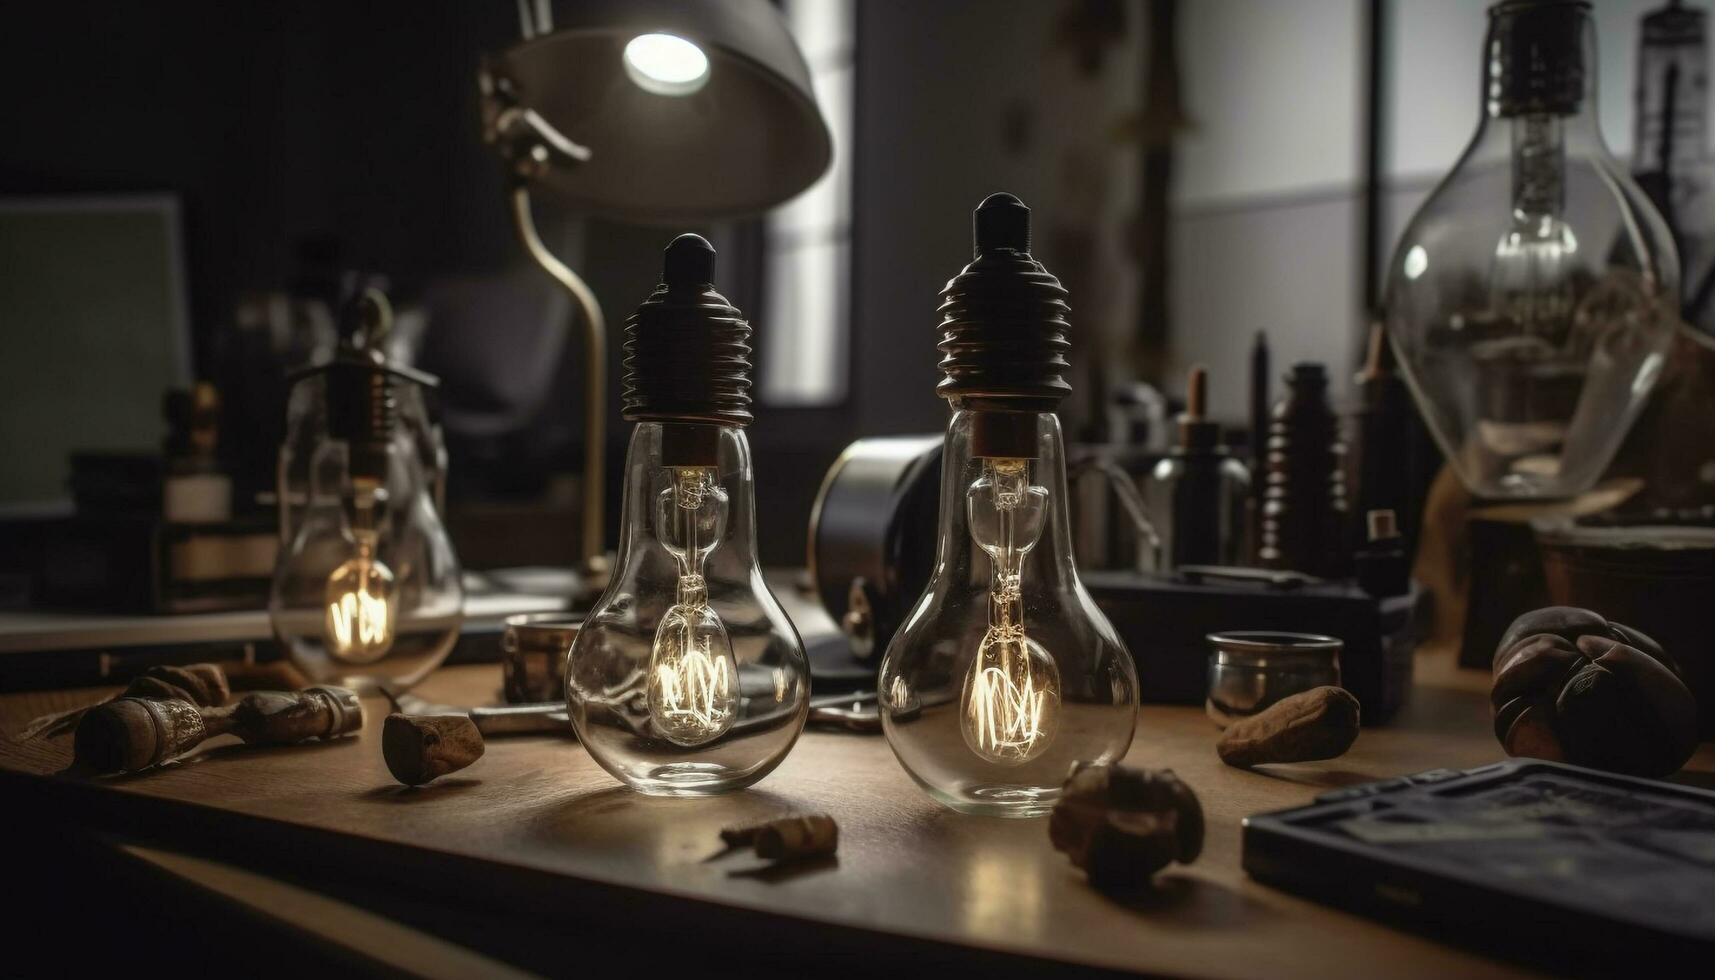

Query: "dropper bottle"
(1146, 365), (1252, 569)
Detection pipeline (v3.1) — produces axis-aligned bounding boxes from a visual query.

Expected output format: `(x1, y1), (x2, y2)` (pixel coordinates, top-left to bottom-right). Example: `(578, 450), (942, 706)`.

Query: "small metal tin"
(501, 613), (582, 704)
(1205, 631), (1342, 727)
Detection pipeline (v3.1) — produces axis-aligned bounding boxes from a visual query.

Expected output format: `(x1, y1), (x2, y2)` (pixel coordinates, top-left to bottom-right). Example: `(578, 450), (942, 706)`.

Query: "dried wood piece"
(1049, 764), (1203, 889)
(73, 686), (362, 775)
(19, 663), (232, 741)
(719, 814), (839, 863)
(383, 713), (485, 786)
(1216, 686), (1360, 768)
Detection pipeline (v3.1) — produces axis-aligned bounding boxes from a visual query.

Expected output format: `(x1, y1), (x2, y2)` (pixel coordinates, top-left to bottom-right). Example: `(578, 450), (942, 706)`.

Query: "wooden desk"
(4, 651), (1709, 978)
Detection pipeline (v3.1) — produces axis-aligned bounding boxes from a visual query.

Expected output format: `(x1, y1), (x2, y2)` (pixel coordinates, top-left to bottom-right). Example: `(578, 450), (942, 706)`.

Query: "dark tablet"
(1243, 760), (1715, 969)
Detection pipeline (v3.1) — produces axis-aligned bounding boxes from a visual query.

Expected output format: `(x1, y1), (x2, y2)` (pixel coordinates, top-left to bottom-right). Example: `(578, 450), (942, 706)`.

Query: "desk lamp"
(480, 0), (832, 594)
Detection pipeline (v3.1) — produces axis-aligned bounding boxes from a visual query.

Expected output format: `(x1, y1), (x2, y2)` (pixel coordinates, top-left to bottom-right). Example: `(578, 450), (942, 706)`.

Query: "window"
(760, 0), (856, 406)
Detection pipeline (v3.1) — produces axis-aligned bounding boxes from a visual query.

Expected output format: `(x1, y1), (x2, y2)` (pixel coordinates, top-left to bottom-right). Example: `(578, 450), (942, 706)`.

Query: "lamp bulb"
(624, 33), (710, 97)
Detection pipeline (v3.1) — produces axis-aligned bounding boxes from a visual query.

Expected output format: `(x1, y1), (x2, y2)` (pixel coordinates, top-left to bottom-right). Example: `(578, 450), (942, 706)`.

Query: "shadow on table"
(65, 735), (352, 782)
(359, 777), (484, 800)
(1236, 766), (1379, 789)
(1097, 872), (1280, 929)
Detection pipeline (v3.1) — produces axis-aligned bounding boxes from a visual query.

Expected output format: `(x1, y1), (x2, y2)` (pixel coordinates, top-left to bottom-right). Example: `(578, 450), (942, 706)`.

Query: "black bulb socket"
(937, 193), (1072, 459)
(624, 233), (753, 467)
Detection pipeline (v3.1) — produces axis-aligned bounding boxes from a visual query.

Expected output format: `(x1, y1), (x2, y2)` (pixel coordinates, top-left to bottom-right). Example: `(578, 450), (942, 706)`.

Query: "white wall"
(1168, 0), (1366, 419)
(1175, 0), (1364, 207)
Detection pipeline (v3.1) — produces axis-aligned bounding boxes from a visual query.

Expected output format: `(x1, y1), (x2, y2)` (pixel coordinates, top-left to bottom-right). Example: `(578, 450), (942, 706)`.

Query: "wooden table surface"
(5, 649), (1711, 978)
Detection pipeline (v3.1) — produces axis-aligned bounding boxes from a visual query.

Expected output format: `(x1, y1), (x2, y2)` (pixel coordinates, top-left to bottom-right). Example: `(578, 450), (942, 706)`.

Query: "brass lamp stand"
(481, 72), (610, 588)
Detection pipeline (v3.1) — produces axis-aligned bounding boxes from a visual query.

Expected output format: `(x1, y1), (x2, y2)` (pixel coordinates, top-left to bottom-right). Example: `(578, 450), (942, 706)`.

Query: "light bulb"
(623, 33), (710, 97)
(567, 234), (809, 796)
(270, 288), (464, 692)
(647, 467), (738, 745)
(879, 193), (1137, 817)
(1385, 0), (1677, 498)
(961, 458), (1059, 764)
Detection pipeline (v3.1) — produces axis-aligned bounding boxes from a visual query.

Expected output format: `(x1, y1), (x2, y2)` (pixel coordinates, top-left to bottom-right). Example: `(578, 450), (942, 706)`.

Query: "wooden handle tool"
(73, 686), (363, 775)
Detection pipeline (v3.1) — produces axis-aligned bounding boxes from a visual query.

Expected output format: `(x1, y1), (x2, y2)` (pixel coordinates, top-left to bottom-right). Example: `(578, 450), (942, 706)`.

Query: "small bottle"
(1347, 323), (1415, 549)
(1147, 365), (1251, 569)
(1354, 509), (1409, 598)
(1259, 362), (1349, 578)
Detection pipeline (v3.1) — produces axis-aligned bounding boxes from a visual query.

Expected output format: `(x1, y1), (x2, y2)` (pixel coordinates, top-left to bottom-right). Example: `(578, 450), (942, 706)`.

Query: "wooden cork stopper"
(383, 713), (485, 786)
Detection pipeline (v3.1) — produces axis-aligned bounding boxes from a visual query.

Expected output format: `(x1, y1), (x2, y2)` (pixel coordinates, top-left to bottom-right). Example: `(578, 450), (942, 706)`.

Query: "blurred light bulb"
(624, 33), (710, 97)
(1384, 1), (1677, 500)
(648, 466), (738, 745)
(960, 458), (1060, 765)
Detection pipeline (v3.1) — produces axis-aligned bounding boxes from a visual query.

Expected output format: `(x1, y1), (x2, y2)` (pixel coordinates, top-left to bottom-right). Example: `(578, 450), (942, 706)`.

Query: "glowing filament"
(323, 551), (396, 663)
(966, 626), (1054, 762)
(649, 589), (737, 743)
(960, 458), (1060, 765)
(648, 467), (739, 746)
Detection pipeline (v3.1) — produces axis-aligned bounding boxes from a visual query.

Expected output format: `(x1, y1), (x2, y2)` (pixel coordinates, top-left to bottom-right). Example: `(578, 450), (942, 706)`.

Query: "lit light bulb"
(878, 193), (1137, 817)
(623, 33), (710, 97)
(648, 466), (738, 745)
(269, 288), (464, 692)
(323, 534), (396, 663)
(565, 234), (809, 796)
(961, 457), (1059, 764)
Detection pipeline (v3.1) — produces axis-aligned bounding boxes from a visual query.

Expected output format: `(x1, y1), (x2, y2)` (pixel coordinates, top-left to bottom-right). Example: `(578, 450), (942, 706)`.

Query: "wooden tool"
(17, 663), (230, 741)
(72, 686), (362, 775)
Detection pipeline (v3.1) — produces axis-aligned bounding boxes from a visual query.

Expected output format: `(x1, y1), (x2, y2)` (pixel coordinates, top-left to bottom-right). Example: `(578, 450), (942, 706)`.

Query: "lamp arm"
(509, 183), (609, 584)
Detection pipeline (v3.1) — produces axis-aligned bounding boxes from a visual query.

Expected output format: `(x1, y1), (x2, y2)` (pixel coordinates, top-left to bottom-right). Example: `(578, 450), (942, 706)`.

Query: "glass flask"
(566, 235), (809, 796)
(880, 193), (1138, 818)
(1385, 0), (1679, 499)
(270, 290), (463, 692)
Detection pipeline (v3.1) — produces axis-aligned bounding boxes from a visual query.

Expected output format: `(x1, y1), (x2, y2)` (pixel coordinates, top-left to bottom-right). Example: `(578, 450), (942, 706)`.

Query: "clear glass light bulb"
(1385, 0), (1677, 499)
(647, 467), (738, 745)
(270, 428), (463, 692)
(961, 458), (1059, 764)
(568, 424), (810, 796)
(880, 411), (1138, 818)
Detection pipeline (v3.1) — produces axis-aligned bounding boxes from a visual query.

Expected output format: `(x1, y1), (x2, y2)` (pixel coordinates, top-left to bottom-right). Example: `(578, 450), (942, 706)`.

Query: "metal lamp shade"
(496, 0), (833, 224)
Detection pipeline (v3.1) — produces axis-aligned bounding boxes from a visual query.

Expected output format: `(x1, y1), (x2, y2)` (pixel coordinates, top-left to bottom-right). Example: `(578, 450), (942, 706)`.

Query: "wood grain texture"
(5, 651), (1711, 978)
